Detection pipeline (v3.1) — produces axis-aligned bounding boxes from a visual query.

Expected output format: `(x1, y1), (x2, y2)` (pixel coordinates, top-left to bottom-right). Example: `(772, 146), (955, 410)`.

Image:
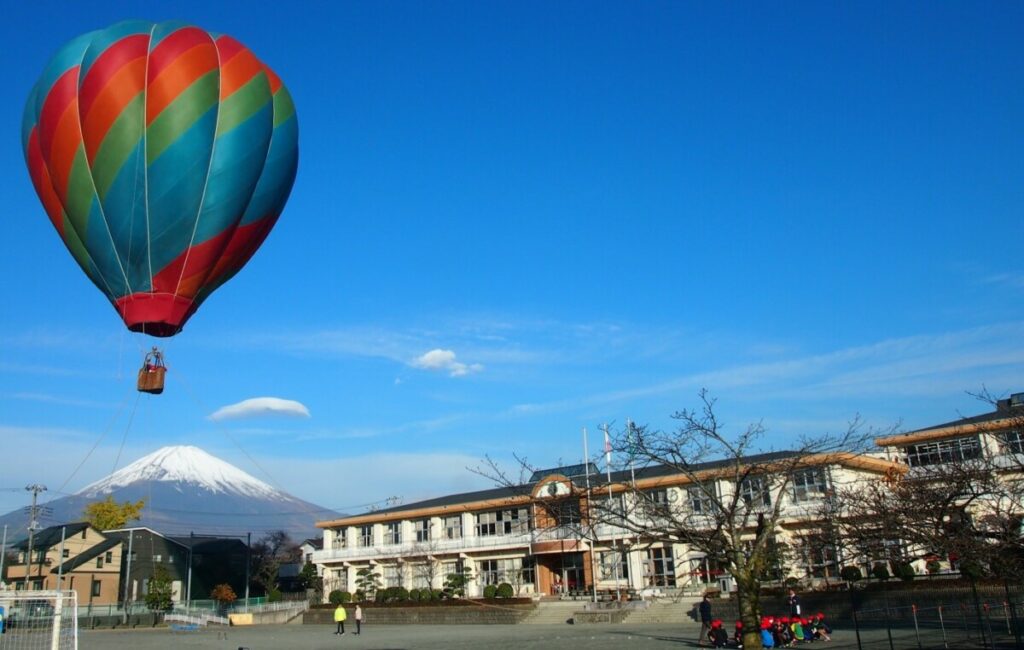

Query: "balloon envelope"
(23, 21), (298, 336)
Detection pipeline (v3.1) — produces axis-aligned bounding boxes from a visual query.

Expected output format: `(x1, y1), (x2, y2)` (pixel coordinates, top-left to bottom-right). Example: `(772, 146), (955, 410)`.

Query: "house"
(4, 523), (123, 607)
(104, 528), (250, 606)
(312, 451), (899, 598)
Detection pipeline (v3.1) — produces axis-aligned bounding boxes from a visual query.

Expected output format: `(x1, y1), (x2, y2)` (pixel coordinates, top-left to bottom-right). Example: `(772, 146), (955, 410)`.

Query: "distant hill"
(0, 446), (338, 542)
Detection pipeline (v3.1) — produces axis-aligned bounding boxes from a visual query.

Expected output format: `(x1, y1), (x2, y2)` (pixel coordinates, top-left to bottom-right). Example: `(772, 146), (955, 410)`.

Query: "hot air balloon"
(22, 20), (299, 338)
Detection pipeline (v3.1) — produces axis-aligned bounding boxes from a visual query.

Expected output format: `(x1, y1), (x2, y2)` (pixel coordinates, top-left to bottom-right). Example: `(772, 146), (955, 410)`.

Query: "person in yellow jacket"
(333, 603), (347, 635)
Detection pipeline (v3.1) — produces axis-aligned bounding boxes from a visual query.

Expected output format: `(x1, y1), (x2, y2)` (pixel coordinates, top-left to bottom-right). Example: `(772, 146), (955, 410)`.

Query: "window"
(96, 556), (104, 569)
(475, 508), (530, 536)
(552, 499), (581, 527)
(359, 525), (373, 547)
(801, 535), (839, 578)
(385, 522), (401, 545)
(81, 529), (87, 539)
(105, 551), (113, 563)
(444, 515), (462, 539)
(415, 519), (430, 543)
(333, 528), (348, 549)
(153, 554), (162, 563)
(1001, 430), (1024, 454)
(167, 555), (174, 564)
(739, 477), (771, 508)
(905, 436), (982, 467)
(599, 551), (629, 580)
(62, 549), (70, 558)
(642, 489), (671, 518)
(305, 552), (313, 563)
(645, 547), (676, 587)
(382, 564), (401, 588)
(689, 556), (727, 584)
(792, 468), (828, 503)
(479, 559), (500, 585)
(91, 580), (102, 597)
(687, 484), (715, 514)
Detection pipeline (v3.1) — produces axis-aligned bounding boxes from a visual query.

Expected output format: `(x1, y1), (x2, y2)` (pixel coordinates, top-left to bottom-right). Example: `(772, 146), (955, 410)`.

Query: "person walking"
(354, 604), (363, 635)
(698, 594), (713, 646)
(333, 603), (347, 635)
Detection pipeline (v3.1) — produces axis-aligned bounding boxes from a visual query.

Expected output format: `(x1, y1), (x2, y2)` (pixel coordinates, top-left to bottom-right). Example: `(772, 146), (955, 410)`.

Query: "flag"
(604, 428), (612, 466)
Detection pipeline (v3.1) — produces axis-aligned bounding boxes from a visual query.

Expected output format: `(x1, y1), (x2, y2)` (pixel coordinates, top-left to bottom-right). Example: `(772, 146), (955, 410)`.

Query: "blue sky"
(1, 2), (1022, 519)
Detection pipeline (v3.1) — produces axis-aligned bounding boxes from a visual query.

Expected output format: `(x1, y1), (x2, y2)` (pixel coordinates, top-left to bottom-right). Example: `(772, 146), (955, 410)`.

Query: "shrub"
(409, 588), (421, 602)
(267, 588), (283, 603)
(483, 584), (497, 599)
(430, 588), (443, 601)
(871, 563), (890, 581)
(339, 591), (352, 603)
(328, 590), (345, 605)
(895, 563), (916, 582)
(421, 589), (434, 602)
(840, 566), (863, 582)
(354, 590), (366, 602)
(496, 583), (514, 599)
(926, 560), (941, 575)
(394, 587), (410, 602)
(783, 577), (800, 588)
(376, 588), (389, 603)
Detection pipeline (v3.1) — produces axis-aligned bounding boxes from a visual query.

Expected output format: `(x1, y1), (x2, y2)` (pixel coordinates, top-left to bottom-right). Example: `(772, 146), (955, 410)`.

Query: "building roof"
(50, 537), (120, 575)
(317, 450), (894, 528)
(12, 522), (90, 550)
(876, 394), (1024, 447)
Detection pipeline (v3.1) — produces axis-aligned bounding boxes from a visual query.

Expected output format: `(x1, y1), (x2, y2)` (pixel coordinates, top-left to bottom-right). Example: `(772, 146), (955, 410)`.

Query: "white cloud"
(411, 349), (483, 377)
(208, 397), (311, 422)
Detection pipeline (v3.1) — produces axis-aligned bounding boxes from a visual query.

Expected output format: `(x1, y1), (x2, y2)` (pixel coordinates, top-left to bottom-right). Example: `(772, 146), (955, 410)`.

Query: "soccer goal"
(0, 590), (77, 650)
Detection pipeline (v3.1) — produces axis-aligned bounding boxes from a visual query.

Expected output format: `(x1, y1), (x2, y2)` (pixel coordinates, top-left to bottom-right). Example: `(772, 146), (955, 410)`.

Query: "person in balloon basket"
(354, 604), (362, 635)
(333, 603), (347, 635)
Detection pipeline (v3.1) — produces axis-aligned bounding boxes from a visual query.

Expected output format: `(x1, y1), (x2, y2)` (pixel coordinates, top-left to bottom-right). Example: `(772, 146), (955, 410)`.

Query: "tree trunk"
(736, 570), (764, 650)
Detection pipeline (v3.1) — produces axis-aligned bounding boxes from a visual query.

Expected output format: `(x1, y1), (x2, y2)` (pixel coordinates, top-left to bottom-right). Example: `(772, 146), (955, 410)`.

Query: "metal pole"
(245, 532), (251, 613)
(970, 573), (989, 649)
(602, 424), (621, 602)
(122, 530), (134, 623)
(186, 532), (194, 609)
(582, 428), (598, 604)
(938, 604), (949, 649)
(913, 604), (923, 650)
(57, 526), (67, 587)
(1004, 578), (1022, 650)
(852, 607), (863, 650)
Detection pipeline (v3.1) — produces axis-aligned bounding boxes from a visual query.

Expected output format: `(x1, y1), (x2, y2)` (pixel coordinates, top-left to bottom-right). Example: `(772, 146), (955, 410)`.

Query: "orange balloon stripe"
(146, 27), (211, 83)
(77, 34), (149, 119)
(218, 46), (262, 100)
(263, 65), (283, 95)
(48, 100), (84, 202)
(146, 42), (219, 125)
(82, 56), (146, 164)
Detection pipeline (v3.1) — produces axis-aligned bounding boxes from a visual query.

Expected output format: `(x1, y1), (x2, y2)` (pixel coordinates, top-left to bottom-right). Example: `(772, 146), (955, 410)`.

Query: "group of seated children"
(707, 613), (831, 648)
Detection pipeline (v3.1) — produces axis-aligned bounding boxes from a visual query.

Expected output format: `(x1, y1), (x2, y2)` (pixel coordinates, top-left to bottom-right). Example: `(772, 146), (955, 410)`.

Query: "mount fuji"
(0, 446), (337, 540)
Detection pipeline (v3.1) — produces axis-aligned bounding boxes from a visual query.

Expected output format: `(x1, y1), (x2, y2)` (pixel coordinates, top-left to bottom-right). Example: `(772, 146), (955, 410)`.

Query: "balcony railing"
(314, 531), (536, 562)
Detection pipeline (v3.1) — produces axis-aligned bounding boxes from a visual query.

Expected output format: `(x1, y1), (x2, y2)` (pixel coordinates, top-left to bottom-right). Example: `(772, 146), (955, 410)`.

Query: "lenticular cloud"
(209, 397), (311, 421)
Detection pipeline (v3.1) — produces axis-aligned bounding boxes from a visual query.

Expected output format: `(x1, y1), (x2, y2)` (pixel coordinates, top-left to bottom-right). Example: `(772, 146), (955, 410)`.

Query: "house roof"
(876, 398), (1024, 447)
(12, 522), (90, 550)
(50, 537), (120, 574)
(317, 450), (894, 528)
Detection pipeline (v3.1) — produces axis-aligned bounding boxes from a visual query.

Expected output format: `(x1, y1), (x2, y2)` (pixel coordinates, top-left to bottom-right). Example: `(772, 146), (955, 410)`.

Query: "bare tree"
(475, 390), (880, 649)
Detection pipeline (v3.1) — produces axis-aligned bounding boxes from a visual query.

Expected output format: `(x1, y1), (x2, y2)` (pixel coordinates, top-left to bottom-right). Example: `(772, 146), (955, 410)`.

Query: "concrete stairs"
(622, 598), (702, 625)
(519, 601), (581, 625)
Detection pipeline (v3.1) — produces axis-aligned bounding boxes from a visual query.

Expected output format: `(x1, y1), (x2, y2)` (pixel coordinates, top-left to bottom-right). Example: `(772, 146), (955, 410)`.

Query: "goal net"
(0, 590), (77, 650)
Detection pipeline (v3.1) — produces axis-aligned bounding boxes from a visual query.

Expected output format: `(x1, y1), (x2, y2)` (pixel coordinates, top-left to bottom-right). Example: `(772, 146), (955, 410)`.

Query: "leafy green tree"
(83, 496), (145, 530)
(443, 569), (473, 598)
(355, 567), (382, 600)
(145, 566), (174, 611)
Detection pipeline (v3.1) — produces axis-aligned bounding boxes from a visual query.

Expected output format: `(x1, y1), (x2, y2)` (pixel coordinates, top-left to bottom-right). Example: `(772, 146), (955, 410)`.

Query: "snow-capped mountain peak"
(77, 445), (289, 501)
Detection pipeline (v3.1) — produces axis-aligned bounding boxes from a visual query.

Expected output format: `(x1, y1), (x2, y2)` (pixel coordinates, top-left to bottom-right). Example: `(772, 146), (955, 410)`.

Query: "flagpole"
(603, 424), (621, 601)
(583, 428), (597, 603)
(627, 419), (637, 592)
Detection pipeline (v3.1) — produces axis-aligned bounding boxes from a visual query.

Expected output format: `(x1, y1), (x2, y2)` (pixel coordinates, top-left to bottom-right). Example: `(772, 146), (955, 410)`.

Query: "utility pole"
(56, 526), (67, 587)
(186, 531), (194, 609)
(122, 529), (134, 623)
(0, 525), (7, 584)
(23, 484), (46, 590)
(244, 532), (251, 613)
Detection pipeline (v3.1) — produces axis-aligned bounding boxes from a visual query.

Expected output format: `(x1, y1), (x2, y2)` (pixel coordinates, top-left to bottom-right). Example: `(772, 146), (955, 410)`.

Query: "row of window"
(901, 432), (1024, 468)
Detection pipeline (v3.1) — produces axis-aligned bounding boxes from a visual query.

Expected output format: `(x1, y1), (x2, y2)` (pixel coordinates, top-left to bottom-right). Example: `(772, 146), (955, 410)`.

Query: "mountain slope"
(0, 446), (336, 540)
